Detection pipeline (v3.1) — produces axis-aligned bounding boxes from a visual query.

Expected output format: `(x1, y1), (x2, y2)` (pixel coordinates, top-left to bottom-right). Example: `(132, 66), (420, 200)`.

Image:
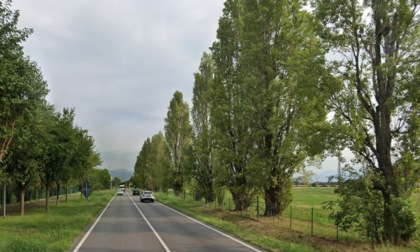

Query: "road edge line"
(160, 203), (262, 252)
(72, 194), (116, 252)
(128, 196), (171, 252)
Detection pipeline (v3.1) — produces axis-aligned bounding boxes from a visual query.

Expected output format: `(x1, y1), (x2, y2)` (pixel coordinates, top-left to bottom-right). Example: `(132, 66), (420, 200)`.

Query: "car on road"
(116, 188), (124, 195)
(132, 188), (141, 195)
(140, 191), (155, 202)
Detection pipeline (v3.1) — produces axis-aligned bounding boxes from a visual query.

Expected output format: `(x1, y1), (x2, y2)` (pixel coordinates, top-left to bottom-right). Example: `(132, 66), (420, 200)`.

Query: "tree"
(164, 91), (191, 194)
(37, 108), (81, 212)
(312, 0), (420, 244)
(210, 0), (329, 212)
(134, 133), (171, 191)
(5, 102), (46, 215)
(240, 0), (329, 216)
(89, 168), (111, 190)
(134, 138), (152, 189)
(149, 132), (171, 192)
(210, 0), (258, 211)
(63, 121), (99, 203)
(1, 55), (48, 215)
(190, 52), (216, 202)
(52, 108), (77, 206)
(0, 0), (38, 163)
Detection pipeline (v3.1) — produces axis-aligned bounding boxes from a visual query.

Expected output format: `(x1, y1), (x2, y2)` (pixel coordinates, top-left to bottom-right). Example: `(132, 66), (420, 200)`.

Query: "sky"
(10, 0), (343, 181)
(11, 0), (226, 172)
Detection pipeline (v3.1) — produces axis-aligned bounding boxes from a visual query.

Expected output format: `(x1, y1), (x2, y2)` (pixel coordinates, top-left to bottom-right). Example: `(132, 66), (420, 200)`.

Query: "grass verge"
(0, 190), (114, 252)
(155, 188), (420, 252)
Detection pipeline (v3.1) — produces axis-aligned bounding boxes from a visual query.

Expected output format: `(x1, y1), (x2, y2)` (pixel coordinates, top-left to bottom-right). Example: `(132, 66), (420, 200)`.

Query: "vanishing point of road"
(70, 189), (263, 252)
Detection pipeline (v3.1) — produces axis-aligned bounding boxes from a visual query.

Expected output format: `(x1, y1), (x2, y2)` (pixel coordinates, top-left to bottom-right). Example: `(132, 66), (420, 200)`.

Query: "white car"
(140, 191), (155, 202)
(116, 188), (124, 195)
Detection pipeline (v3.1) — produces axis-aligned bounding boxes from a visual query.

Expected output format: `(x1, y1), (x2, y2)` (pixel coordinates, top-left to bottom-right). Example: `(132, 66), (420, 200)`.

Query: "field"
(155, 187), (420, 252)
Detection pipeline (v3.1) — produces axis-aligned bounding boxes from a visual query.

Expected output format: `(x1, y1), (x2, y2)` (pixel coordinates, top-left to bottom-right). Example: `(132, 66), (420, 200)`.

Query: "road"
(71, 190), (263, 252)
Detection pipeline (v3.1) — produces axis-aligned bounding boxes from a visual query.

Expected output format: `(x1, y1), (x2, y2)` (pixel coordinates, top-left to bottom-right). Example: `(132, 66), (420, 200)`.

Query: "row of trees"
(0, 0), (105, 216)
(133, 0), (419, 245)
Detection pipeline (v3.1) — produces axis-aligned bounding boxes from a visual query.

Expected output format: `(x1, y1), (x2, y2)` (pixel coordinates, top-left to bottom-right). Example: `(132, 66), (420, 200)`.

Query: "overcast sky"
(12, 1), (226, 172)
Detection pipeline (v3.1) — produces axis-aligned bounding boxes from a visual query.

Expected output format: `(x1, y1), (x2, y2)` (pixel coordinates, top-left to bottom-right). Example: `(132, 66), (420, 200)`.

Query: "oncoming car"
(116, 188), (124, 195)
(140, 191), (155, 203)
(132, 188), (141, 195)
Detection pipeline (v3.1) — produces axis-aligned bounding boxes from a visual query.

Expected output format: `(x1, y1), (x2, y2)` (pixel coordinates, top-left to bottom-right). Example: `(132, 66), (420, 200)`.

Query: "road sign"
(82, 180), (92, 199)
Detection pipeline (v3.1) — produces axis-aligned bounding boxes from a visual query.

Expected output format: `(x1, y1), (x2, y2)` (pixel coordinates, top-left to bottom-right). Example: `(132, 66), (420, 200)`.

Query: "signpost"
(82, 180), (92, 200)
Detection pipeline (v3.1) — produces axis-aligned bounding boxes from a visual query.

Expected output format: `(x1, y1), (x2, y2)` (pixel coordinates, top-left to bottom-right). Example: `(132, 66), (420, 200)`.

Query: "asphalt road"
(71, 190), (263, 252)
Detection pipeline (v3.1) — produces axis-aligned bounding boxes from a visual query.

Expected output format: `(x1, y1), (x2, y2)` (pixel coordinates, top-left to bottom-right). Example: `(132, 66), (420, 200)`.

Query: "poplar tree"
(164, 91), (191, 194)
(190, 52), (216, 202)
(210, 0), (329, 212)
(240, 0), (329, 215)
(211, 0), (258, 211)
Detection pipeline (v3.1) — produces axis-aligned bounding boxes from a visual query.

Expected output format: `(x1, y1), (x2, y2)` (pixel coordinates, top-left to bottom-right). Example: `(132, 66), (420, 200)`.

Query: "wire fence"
(168, 191), (360, 244)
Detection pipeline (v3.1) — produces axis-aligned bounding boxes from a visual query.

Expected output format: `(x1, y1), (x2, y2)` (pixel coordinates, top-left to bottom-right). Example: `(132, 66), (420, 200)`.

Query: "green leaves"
(314, 0), (420, 244)
(0, 1), (45, 163)
(164, 91), (191, 192)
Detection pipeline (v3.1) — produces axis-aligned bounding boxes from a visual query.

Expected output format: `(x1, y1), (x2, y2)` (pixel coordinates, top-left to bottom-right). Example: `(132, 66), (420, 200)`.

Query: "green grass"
(0, 187), (418, 251)
(155, 191), (317, 252)
(156, 187), (420, 252)
(0, 190), (115, 252)
(292, 187), (338, 206)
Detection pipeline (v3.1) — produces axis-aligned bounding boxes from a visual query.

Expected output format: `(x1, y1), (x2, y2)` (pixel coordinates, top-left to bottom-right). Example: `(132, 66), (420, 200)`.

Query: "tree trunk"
(231, 190), (251, 211)
(65, 187), (68, 203)
(264, 186), (280, 216)
(56, 183), (60, 206)
(45, 186), (50, 212)
(381, 192), (393, 242)
(19, 188), (25, 216)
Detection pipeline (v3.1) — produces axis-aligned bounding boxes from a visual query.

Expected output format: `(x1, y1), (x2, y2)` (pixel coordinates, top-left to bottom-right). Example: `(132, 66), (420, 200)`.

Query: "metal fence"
(170, 191), (360, 244)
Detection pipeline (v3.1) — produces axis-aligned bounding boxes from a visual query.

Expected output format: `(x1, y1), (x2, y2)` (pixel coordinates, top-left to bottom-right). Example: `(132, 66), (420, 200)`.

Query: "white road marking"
(160, 203), (262, 252)
(128, 195), (171, 252)
(73, 194), (116, 252)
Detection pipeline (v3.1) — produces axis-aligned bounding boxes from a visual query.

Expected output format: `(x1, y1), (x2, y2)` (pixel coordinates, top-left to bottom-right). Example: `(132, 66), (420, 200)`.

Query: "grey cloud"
(13, 0), (225, 171)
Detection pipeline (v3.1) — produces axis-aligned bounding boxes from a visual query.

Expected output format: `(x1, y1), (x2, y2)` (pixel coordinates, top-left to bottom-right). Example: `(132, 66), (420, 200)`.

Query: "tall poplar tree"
(149, 132), (171, 192)
(164, 91), (191, 194)
(190, 52), (216, 202)
(134, 133), (171, 191)
(312, 0), (420, 244)
(240, 0), (329, 215)
(210, 0), (329, 212)
(211, 0), (259, 211)
(134, 138), (152, 189)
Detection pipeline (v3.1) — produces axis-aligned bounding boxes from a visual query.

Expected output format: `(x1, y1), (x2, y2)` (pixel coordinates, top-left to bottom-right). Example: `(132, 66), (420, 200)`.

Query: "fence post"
(311, 207), (314, 236)
(336, 210), (339, 243)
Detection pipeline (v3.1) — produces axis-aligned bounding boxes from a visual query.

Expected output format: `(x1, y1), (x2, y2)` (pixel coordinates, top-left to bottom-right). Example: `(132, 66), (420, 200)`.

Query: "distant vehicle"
(119, 184), (125, 192)
(132, 188), (141, 195)
(116, 188), (124, 195)
(140, 191), (155, 203)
